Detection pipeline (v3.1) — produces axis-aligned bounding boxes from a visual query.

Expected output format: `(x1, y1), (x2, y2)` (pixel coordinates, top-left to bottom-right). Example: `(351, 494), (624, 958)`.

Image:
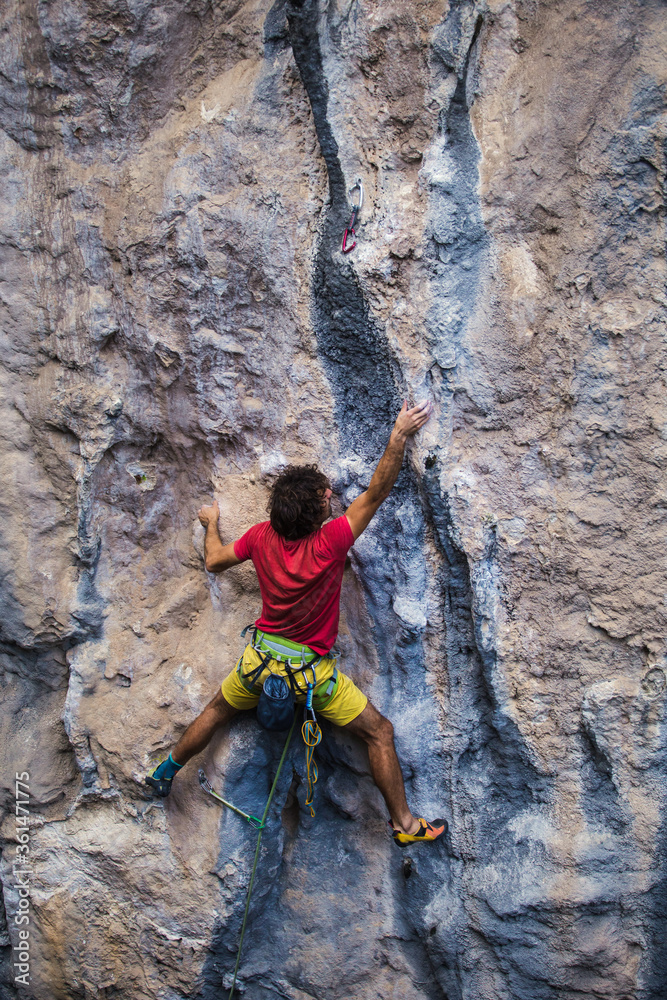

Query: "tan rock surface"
(1, 1), (665, 998)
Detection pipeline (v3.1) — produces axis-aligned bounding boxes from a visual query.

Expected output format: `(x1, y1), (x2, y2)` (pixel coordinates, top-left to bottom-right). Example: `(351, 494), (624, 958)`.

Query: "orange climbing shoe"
(389, 817), (447, 845)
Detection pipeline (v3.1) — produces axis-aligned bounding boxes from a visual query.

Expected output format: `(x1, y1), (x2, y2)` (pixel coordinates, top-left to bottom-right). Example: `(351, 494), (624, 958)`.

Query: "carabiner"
(353, 177), (364, 214)
(342, 177), (364, 254)
(342, 226), (356, 254)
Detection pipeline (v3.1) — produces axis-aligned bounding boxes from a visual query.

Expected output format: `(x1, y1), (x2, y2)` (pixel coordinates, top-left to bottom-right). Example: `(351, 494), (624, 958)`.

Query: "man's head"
(268, 464), (332, 540)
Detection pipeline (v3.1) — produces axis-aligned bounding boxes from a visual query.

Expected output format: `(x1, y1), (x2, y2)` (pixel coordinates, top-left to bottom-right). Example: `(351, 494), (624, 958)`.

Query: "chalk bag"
(256, 673), (295, 731)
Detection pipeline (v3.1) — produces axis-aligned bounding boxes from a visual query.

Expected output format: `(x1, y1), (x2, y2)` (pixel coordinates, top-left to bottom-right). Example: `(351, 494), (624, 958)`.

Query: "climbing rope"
(201, 668), (327, 996)
(223, 714), (297, 1000)
(302, 680), (322, 818)
(301, 718), (322, 817)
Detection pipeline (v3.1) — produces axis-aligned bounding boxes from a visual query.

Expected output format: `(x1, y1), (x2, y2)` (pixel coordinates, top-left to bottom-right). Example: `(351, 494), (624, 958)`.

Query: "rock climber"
(146, 401), (446, 845)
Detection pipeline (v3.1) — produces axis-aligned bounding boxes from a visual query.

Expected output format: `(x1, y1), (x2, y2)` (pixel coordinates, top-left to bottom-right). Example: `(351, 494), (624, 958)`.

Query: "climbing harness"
(341, 177), (364, 254)
(239, 626), (332, 814)
(239, 626), (329, 814)
(239, 625), (339, 715)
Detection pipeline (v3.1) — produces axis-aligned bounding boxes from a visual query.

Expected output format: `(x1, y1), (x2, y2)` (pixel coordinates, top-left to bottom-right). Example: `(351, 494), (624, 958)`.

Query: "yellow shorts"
(220, 643), (367, 727)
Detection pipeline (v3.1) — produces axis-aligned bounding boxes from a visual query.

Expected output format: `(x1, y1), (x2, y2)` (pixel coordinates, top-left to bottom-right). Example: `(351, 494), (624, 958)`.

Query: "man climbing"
(146, 401), (446, 845)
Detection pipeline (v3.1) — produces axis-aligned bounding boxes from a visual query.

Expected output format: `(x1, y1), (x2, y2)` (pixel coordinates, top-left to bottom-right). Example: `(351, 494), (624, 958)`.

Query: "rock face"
(1, 1), (666, 997)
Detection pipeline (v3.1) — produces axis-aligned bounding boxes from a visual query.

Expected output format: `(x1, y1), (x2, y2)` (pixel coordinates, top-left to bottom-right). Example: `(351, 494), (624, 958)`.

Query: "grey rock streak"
(0, 1), (665, 999)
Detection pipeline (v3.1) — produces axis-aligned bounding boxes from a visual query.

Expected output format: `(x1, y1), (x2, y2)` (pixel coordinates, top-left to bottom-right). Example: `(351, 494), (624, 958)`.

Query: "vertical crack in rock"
(284, 0), (433, 687)
(285, 0), (400, 458)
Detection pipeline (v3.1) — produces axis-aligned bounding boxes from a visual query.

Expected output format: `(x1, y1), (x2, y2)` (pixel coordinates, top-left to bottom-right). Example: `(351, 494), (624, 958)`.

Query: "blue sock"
(152, 753), (183, 781)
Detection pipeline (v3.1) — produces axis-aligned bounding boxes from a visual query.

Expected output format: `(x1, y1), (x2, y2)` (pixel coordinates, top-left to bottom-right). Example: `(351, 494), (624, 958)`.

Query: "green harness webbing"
(227, 714), (297, 1000)
(238, 625), (340, 705)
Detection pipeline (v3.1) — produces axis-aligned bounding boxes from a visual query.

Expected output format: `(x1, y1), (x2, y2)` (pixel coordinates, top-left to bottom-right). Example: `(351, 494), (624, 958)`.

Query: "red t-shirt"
(233, 516), (354, 654)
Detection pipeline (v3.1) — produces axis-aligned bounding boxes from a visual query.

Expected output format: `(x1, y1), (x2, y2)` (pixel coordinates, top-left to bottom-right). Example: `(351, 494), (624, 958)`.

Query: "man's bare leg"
(146, 688), (238, 796)
(343, 702), (420, 835)
(172, 688), (238, 765)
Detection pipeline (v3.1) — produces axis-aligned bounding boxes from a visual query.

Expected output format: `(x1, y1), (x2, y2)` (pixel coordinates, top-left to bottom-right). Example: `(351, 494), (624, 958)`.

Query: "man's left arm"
(345, 401), (431, 540)
(198, 500), (243, 573)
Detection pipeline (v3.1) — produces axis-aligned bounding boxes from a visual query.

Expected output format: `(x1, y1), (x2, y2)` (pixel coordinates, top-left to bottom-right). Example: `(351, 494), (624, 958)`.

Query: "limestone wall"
(0, 1), (665, 998)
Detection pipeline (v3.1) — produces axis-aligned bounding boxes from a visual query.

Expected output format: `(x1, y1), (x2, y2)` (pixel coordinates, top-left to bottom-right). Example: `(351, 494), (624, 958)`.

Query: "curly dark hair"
(268, 464), (331, 540)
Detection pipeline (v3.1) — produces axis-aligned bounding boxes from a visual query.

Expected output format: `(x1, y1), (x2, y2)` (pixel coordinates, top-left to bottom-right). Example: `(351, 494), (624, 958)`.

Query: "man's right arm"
(345, 401), (431, 541)
(198, 500), (243, 572)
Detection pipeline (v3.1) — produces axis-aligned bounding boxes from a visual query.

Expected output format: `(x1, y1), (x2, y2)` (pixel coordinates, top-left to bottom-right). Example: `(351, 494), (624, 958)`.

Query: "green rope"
(228, 715), (297, 1000)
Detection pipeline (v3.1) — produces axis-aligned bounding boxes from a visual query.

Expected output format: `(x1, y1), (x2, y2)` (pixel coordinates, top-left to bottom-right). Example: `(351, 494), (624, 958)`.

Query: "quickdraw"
(198, 771), (265, 830)
(342, 177), (364, 254)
